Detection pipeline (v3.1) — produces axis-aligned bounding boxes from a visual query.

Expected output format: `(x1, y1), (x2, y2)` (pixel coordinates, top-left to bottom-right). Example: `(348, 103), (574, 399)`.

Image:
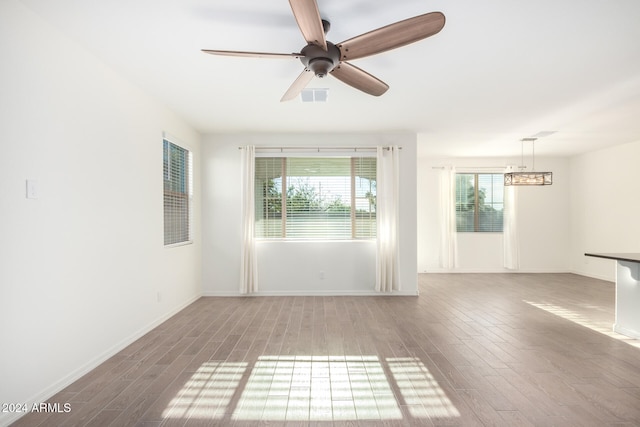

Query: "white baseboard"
(2, 293), (201, 427)
(570, 270), (614, 282)
(422, 269), (572, 274)
(614, 324), (640, 340)
(202, 290), (418, 297)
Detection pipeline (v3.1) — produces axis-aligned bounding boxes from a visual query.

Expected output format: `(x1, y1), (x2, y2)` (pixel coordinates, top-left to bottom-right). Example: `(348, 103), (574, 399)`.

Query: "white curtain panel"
(439, 166), (458, 269)
(503, 166), (520, 270)
(376, 146), (400, 292)
(240, 145), (258, 294)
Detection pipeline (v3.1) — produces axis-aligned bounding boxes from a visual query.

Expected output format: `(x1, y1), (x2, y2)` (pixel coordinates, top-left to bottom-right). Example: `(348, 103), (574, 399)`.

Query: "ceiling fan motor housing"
(300, 42), (341, 78)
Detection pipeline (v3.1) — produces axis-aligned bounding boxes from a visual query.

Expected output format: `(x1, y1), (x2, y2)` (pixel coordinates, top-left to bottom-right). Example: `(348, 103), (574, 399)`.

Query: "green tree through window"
(456, 173), (503, 232)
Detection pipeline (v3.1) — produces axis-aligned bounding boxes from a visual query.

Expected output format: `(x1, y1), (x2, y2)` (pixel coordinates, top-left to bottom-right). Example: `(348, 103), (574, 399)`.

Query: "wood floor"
(12, 273), (640, 426)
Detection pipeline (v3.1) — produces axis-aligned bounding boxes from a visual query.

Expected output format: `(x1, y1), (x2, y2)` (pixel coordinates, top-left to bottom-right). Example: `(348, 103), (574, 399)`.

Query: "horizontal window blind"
(163, 139), (192, 245)
(353, 157), (377, 239)
(255, 157), (376, 239)
(455, 173), (503, 232)
(255, 157), (283, 239)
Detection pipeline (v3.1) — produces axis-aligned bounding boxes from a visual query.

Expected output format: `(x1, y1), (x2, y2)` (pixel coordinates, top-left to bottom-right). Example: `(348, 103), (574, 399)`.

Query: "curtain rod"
(432, 166), (505, 170)
(238, 146), (402, 151)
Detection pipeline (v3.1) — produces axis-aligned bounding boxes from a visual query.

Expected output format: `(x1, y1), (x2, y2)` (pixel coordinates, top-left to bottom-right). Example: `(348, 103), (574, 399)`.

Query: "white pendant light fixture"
(504, 137), (552, 186)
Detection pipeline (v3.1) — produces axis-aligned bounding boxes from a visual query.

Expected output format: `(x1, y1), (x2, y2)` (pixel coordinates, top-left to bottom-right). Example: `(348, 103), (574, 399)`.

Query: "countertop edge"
(585, 253), (640, 263)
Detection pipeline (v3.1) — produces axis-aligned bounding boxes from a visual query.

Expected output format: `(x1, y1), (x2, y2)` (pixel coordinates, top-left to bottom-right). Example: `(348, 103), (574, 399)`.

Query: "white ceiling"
(21, 0), (640, 158)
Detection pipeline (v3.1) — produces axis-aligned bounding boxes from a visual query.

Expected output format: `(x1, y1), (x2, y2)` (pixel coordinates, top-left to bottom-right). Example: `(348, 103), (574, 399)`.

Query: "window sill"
(456, 231), (504, 234)
(164, 240), (193, 249)
(256, 239), (376, 243)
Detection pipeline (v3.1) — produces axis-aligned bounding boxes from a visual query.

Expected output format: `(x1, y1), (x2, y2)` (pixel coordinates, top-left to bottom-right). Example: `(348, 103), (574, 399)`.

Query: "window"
(255, 157), (376, 239)
(163, 138), (192, 245)
(455, 173), (503, 232)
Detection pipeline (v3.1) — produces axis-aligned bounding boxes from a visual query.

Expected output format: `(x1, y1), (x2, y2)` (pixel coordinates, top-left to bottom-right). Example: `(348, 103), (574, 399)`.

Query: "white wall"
(202, 133), (418, 295)
(570, 140), (640, 281)
(0, 2), (201, 423)
(417, 156), (571, 273)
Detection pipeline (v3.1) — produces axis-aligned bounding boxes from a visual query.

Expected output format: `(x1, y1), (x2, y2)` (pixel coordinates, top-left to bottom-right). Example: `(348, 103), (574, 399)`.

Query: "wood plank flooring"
(11, 273), (640, 426)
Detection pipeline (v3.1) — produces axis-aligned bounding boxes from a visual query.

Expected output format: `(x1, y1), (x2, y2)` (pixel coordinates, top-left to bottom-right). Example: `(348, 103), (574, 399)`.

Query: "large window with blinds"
(456, 173), (504, 232)
(163, 138), (192, 246)
(255, 157), (377, 239)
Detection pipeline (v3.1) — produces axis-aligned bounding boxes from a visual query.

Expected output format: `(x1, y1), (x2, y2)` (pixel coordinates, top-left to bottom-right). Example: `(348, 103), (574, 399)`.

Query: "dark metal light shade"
(504, 171), (552, 186)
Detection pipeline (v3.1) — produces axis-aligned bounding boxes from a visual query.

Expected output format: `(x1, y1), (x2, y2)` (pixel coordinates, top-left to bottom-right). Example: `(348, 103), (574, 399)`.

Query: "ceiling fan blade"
(201, 49), (302, 59)
(281, 69), (315, 102)
(288, 0), (328, 50)
(330, 62), (389, 97)
(336, 11), (445, 61)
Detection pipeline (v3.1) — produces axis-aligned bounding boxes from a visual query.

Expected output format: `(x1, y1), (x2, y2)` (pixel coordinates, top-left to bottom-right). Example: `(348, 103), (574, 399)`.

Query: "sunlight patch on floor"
(232, 355), (401, 421)
(162, 355), (460, 422)
(524, 300), (640, 349)
(162, 361), (248, 420)
(387, 357), (460, 418)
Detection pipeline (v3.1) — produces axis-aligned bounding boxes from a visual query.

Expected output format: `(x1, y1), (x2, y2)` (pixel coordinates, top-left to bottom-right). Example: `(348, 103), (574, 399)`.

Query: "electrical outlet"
(319, 271), (325, 280)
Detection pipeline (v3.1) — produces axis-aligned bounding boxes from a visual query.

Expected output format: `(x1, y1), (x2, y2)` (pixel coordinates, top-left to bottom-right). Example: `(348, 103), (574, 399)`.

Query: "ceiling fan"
(202, 0), (445, 101)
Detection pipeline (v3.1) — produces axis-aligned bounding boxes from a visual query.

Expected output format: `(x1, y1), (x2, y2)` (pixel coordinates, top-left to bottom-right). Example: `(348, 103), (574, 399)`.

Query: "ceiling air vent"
(301, 88), (329, 103)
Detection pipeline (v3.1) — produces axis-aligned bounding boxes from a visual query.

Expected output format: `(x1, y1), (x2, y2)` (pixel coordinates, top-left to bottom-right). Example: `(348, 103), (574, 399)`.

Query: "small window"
(255, 157), (376, 240)
(163, 138), (192, 245)
(456, 173), (503, 232)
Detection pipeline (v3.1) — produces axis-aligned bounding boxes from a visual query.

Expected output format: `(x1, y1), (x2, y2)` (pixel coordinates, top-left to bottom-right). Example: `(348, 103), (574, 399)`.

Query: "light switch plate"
(26, 179), (39, 199)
